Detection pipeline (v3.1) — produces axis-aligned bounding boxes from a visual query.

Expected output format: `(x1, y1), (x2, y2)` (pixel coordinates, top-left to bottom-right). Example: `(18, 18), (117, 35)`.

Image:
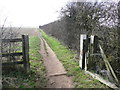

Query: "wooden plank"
(2, 52), (22, 57)
(99, 44), (119, 83)
(1, 38), (22, 42)
(22, 35), (30, 72)
(49, 72), (67, 77)
(2, 61), (23, 65)
(85, 71), (119, 89)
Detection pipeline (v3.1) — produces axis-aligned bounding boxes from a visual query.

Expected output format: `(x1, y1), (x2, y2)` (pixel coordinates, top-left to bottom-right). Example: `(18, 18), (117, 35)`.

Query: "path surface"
(39, 34), (73, 88)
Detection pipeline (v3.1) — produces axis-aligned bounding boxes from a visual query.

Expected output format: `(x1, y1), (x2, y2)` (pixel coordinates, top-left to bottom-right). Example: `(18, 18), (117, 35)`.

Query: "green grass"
(2, 36), (47, 88)
(41, 30), (108, 88)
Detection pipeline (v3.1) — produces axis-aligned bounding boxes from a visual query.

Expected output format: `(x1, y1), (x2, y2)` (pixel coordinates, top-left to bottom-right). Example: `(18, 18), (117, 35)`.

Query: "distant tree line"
(40, 1), (119, 70)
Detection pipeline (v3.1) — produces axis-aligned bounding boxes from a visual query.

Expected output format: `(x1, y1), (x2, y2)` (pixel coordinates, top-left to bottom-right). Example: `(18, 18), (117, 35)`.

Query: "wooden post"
(22, 35), (30, 72)
(93, 36), (99, 53)
(0, 39), (2, 90)
(82, 39), (86, 69)
(88, 35), (94, 70)
(85, 35), (90, 71)
(79, 34), (87, 69)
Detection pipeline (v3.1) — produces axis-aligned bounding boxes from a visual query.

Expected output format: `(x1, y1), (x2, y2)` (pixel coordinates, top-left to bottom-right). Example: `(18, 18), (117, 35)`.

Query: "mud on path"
(39, 35), (73, 88)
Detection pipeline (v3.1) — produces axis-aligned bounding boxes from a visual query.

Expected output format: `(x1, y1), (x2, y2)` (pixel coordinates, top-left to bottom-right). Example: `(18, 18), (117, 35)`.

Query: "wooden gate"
(1, 35), (30, 72)
(79, 34), (120, 89)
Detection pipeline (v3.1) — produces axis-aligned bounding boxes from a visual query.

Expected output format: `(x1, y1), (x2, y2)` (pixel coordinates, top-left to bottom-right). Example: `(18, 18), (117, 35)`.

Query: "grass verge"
(2, 36), (47, 88)
(41, 30), (108, 88)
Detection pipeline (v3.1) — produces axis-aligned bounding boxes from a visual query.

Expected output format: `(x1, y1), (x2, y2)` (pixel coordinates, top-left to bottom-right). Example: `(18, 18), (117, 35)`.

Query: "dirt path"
(39, 34), (73, 88)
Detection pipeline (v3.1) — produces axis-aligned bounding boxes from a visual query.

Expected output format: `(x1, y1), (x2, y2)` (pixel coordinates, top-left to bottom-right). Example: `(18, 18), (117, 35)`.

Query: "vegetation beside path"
(41, 30), (108, 88)
(2, 36), (47, 88)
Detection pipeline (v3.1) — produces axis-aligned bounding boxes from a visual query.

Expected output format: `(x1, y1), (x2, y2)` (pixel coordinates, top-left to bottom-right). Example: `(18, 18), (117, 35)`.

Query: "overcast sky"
(0, 0), (119, 28)
(0, 0), (69, 27)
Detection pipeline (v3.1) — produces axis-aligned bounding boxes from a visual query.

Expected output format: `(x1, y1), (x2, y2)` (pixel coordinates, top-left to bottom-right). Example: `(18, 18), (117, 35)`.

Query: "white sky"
(0, 0), (69, 27)
(0, 0), (119, 27)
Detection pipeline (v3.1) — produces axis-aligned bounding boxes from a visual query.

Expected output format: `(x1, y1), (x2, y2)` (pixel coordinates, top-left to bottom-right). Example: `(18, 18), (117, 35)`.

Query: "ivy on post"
(22, 35), (30, 72)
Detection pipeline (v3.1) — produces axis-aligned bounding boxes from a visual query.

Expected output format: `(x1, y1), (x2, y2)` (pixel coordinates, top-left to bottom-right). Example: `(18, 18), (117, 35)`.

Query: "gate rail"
(79, 34), (120, 89)
(1, 35), (30, 72)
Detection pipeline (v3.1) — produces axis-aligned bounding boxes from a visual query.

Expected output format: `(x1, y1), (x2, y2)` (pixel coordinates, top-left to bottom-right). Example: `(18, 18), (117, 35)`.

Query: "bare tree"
(0, 19), (21, 63)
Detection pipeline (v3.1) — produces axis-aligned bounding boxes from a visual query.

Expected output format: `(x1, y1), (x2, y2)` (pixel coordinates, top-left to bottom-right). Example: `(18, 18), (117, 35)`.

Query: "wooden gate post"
(93, 36), (99, 53)
(22, 35), (30, 72)
(0, 39), (2, 90)
(79, 34), (87, 69)
(84, 35), (90, 71)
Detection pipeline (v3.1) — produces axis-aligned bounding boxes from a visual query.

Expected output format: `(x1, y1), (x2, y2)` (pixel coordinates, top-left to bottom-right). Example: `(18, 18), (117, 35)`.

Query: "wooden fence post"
(22, 35), (30, 72)
(0, 39), (2, 90)
(93, 36), (99, 53)
(79, 34), (87, 69)
(85, 35), (90, 71)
